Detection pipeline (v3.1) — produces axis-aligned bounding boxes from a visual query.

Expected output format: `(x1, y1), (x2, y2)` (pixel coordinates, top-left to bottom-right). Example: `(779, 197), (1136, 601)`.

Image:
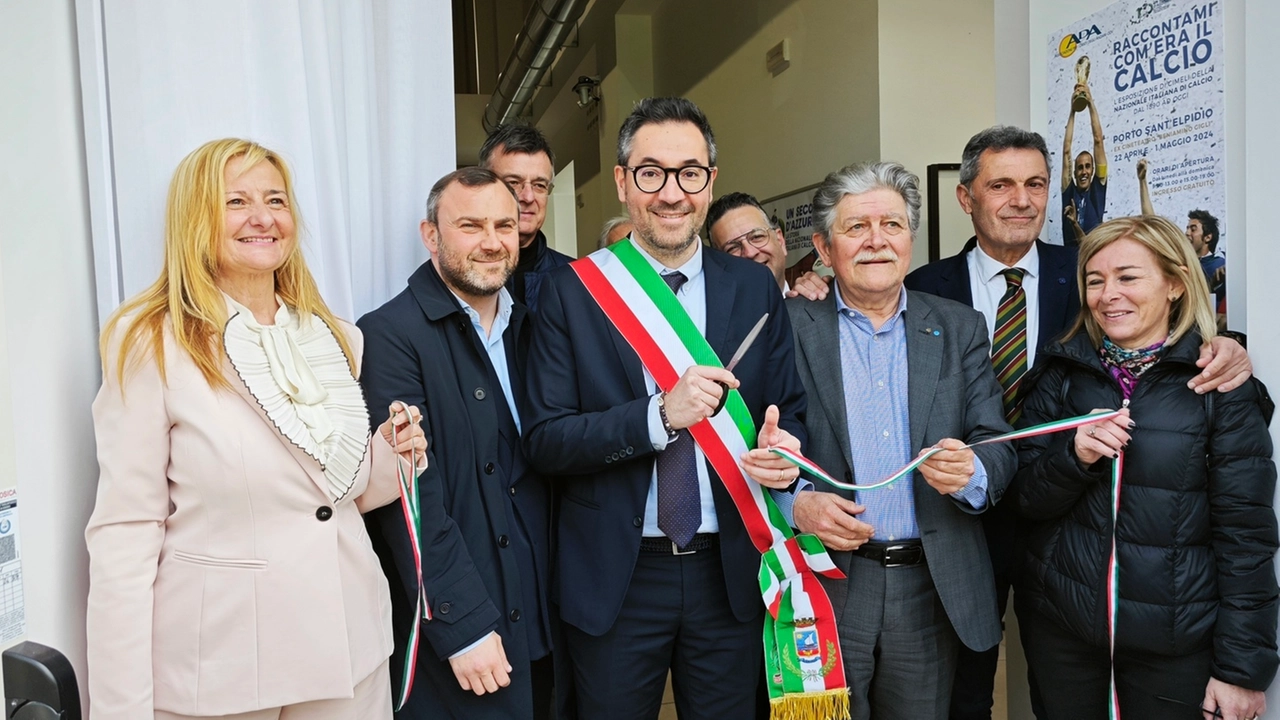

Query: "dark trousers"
(839, 555), (961, 720)
(950, 502), (1046, 720)
(563, 544), (761, 720)
(1019, 605), (1211, 720)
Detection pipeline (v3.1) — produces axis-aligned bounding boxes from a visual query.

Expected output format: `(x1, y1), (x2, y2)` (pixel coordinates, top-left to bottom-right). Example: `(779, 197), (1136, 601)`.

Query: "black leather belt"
(639, 533), (717, 555)
(853, 540), (925, 567)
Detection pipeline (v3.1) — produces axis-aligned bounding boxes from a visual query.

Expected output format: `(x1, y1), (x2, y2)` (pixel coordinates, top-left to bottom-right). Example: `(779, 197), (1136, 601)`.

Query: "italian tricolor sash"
(571, 239), (851, 720)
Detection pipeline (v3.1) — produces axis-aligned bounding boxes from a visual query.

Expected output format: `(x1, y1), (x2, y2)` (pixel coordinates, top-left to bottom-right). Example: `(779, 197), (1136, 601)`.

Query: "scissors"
(712, 313), (768, 416)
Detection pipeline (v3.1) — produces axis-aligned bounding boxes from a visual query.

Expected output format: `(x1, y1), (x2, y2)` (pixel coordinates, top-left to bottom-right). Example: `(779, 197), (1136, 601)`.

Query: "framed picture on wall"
(927, 163), (971, 262)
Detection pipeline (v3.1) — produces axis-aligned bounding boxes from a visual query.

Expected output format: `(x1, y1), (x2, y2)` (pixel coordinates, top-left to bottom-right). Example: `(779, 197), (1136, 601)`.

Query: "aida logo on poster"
(1059, 24), (1105, 57)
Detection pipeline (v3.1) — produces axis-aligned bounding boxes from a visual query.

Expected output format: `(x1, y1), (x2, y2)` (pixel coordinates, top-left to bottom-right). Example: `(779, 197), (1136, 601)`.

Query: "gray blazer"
(787, 289), (1016, 652)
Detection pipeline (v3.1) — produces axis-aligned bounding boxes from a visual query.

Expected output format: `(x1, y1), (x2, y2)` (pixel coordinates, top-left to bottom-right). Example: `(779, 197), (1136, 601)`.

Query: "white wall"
(0, 0), (101, 704)
(879, 0), (996, 269)
(1241, 2), (1280, 706)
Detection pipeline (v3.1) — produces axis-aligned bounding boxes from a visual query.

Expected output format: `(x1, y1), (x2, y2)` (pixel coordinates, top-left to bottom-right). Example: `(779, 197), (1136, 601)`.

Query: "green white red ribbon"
(769, 410), (1124, 492)
(1108, 449), (1124, 720)
(770, 406), (1129, 717)
(390, 413), (430, 712)
(571, 240), (851, 718)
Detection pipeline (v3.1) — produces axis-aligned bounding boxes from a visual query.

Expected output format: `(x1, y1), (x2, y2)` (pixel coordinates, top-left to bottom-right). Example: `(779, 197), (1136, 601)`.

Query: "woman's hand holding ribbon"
(380, 401), (427, 470)
(1073, 407), (1132, 465)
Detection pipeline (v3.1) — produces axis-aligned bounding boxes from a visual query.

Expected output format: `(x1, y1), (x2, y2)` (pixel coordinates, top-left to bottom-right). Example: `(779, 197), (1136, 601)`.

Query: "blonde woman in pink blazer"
(86, 138), (425, 719)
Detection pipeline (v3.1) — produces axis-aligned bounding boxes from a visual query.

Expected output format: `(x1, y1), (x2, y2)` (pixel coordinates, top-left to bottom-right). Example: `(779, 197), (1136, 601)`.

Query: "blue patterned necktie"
(656, 271), (700, 548)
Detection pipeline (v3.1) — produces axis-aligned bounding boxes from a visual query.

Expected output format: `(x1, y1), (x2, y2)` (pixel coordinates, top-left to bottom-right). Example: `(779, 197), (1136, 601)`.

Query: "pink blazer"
(86, 317), (401, 718)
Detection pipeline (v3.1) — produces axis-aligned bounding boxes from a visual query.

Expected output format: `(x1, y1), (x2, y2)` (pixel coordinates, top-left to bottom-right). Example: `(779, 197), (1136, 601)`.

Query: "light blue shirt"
(636, 242), (719, 537)
(776, 287), (987, 540)
(450, 286), (521, 434)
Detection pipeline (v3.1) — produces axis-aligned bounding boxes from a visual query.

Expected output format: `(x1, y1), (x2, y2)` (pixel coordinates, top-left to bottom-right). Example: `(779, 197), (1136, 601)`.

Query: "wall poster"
(1047, 0), (1227, 321)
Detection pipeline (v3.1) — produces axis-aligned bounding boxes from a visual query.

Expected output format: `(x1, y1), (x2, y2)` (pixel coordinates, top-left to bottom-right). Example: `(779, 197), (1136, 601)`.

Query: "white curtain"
(78, 0), (455, 322)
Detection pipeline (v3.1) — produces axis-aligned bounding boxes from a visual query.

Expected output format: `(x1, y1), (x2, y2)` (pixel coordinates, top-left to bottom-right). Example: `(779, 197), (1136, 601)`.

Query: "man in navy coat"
(523, 97), (808, 720)
(905, 125), (1254, 720)
(360, 167), (555, 719)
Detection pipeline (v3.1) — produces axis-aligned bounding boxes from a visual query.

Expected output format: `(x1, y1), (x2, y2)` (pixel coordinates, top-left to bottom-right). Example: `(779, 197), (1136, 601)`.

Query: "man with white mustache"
(358, 166), (558, 719)
(775, 161), (1017, 720)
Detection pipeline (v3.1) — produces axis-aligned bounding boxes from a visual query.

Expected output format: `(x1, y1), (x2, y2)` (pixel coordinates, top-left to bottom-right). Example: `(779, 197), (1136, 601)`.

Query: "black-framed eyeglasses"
(624, 165), (713, 194)
(722, 227), (775, 256)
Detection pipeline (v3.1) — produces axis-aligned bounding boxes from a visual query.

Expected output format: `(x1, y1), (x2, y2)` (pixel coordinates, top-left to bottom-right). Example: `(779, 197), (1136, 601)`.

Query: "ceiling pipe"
(482, 0), (590, 133)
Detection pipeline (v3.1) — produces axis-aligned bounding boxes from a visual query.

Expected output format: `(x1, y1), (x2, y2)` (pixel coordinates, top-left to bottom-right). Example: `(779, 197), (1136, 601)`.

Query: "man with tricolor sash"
(776, 161), (1018, 720)
(525, 97), (847, 720)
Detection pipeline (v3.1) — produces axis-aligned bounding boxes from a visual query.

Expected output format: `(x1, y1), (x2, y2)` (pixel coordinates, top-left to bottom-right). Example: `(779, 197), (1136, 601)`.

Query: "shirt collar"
(972, 240), (1040, 283)
(834, 284), (909, 329)
(631, 236), (705, 287)
(448, 286), (514, 339)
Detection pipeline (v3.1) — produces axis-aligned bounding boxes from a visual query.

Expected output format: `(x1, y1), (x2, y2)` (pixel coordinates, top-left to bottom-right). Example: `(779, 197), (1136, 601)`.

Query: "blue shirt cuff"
(951, 454), (988, 509)
(770, 478), (814, 528)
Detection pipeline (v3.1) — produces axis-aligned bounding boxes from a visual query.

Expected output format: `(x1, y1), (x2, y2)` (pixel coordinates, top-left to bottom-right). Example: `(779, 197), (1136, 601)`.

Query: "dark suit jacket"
(904, 238), (1079, 582)
(904, 238), (1080, 358)
(523, 248), (807, 637)
(358, 261), (551, 719)
(787, 289), (1016, 652)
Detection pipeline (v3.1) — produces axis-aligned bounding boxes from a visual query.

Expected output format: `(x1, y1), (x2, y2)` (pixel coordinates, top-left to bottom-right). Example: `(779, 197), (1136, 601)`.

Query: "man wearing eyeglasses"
(524, 97), (807, 720)
(706, 192), (788, 290)
(480, 123), (574, 313)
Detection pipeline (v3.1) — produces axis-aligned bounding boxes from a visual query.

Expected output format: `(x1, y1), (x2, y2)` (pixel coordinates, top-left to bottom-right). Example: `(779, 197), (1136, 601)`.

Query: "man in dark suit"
(359, 166), (554, 719)
(480, 123), (573, 313)
(523, 97), (807, 720)
(780, 161), (1016, 720)
(904, 125), (1254, 720)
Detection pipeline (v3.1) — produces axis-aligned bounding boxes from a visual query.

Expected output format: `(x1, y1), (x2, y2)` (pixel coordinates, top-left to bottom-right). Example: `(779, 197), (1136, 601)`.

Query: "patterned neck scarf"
(1098, 336), (1166, 399)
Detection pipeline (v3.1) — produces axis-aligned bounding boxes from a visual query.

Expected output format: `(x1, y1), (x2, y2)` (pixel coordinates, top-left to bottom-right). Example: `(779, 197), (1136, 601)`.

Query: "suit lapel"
(937, 248), (975, 306)
(1036, 241), (1075, 351)
(222, 356), (332, 497)
(702, 252), (734, 358)
(795, 295), (855, 473)
(905, 292), (943, 453)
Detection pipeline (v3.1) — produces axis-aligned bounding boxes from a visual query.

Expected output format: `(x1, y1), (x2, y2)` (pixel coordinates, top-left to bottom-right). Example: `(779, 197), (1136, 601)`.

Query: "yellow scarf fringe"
(769, 689), (851, 720)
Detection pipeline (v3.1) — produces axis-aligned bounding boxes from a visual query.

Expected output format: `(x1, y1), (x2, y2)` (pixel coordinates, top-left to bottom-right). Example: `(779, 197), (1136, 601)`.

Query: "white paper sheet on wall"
(0, 487), (25, 643)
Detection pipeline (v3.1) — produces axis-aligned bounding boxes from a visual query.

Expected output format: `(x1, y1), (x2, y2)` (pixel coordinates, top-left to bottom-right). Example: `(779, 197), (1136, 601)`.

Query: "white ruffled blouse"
(223, 296), (371, 502)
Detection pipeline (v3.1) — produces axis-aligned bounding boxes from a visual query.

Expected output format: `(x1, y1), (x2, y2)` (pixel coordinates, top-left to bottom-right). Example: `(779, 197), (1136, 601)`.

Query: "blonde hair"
(101, 138), (355, 388)
(1066, 214), (1216, 348)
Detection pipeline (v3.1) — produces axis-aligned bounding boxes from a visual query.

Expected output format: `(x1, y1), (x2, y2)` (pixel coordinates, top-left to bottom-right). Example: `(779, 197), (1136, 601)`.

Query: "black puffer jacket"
(1014, 330), (1279, 691)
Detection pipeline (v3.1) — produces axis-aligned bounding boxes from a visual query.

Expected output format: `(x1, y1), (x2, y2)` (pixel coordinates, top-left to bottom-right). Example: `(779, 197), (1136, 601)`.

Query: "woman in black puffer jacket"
(1014, 215), (1278, 720)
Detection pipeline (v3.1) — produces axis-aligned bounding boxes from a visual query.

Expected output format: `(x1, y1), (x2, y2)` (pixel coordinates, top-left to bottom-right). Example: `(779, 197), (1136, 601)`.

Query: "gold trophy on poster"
(1072, 56), (1092, 112)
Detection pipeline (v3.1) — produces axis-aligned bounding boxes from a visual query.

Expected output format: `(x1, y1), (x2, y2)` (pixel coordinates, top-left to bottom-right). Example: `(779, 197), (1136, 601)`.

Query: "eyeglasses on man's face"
(721, 227), (775, 256)
(504, 177), (553, 197)
(624, 165), (713, 194)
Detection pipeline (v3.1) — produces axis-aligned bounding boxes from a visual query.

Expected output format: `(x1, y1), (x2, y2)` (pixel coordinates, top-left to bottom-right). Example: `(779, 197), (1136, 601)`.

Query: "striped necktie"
(992, 268), (1028, 423)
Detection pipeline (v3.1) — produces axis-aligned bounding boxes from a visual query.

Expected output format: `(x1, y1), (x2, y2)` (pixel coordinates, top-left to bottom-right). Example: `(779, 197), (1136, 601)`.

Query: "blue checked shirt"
(778, 288), (987, 541)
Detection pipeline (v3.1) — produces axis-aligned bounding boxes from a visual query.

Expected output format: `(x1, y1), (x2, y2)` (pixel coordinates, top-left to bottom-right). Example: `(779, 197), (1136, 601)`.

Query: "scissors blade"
(724, 313), (769, 373)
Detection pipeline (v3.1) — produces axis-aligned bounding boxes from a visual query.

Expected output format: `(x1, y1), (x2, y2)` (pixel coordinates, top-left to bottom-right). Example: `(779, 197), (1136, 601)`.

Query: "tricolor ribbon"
(771, 406), (1129, 717)
(571, 241), (851, 719)
(1108, 422), (1127, 719)
(769, 410), (1124, 492)
(390, 409), (430, 712)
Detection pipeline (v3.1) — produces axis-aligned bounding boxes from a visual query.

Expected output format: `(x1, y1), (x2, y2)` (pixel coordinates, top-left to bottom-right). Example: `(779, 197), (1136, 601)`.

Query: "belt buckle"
(881, 543), (916, 568)
(671, 540), (696, 556)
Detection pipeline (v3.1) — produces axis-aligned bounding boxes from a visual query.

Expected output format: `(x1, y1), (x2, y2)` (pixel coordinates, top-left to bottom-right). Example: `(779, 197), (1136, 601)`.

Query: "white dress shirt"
(967, 241), (1041, 369)
(638, 241), (719, 537)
